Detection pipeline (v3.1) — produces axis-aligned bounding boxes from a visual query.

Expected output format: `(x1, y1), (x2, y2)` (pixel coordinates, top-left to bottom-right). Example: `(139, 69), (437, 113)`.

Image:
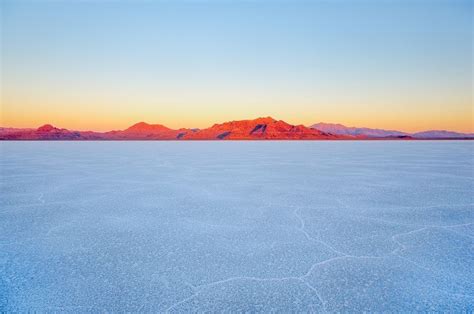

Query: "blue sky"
(1, 0), (472, 131)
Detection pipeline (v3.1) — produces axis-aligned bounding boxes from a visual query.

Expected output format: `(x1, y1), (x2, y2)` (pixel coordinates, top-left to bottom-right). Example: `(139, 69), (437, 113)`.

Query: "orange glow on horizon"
(1, 106), (472, 134)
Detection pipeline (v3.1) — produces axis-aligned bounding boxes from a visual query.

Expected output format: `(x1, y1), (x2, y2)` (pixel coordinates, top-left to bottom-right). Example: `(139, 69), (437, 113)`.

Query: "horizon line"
(1, 116), (473, 135)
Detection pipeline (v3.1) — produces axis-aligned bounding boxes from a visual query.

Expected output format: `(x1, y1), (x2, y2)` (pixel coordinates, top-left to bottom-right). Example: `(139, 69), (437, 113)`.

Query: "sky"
(0, 0), (472, 132)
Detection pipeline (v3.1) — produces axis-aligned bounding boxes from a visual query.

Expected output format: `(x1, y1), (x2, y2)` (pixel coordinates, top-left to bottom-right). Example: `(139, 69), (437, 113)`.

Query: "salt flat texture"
(1, 141), (473, 312)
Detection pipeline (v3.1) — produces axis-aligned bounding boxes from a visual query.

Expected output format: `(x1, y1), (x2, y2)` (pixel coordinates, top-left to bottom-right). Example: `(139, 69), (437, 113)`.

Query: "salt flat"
(1, 141), (473, 312)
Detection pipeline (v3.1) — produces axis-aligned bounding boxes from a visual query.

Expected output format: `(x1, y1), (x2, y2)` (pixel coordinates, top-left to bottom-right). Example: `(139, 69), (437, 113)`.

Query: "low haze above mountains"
(1, 118), (472, 140)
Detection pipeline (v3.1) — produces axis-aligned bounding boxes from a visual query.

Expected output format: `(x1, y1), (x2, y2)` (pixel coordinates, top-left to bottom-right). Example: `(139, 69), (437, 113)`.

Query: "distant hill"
(411, 130), (474, 139)
(310, 123), (409, 137)
(311, 122), (473, 139)
(0, 125), (103, 140)
(104, 122), (188, 140)
(0, 127), (34, 134)
(124, 122), (172, 133)
(1, 118), (472, 140)
(182, 117), (342, 140)
(0, 118), (348, 141)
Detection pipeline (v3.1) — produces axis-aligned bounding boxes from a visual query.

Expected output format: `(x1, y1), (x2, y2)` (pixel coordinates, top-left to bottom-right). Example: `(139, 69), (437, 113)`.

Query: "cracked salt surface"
(1, 141), (473, 312)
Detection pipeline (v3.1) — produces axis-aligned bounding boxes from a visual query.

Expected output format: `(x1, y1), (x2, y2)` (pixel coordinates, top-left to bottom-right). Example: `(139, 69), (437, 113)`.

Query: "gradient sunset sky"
(1, 0), (472, 132)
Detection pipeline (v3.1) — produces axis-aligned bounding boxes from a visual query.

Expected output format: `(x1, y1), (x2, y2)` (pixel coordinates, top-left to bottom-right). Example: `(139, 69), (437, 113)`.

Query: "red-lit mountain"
(182, 117), (340, 140)
(104, 122), (190, 140)
(0, 124), (103, 140)
(1, 118), (472, 140)
(0, 118), (344, 140)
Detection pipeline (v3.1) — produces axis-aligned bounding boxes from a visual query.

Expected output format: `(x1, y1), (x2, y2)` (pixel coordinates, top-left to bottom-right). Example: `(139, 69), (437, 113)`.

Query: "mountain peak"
(253, 116), (277, 124)
(131, 121), (149, 127)
(37, 124), (57, 132)
(125, 122), (171, 132)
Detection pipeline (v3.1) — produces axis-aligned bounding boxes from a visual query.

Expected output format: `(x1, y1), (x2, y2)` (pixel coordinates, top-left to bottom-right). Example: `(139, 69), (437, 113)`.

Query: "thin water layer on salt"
(1, 141), (473, 311)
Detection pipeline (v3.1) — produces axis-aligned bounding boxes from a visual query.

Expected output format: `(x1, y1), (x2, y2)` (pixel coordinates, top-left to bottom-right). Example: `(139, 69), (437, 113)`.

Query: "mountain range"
(1, 118), (472, 140)
(310, 123), (474, 139)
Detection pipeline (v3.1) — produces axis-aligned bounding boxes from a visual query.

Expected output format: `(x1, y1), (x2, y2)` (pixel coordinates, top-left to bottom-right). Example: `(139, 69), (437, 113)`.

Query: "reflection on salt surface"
(1, 141), (473, 311)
